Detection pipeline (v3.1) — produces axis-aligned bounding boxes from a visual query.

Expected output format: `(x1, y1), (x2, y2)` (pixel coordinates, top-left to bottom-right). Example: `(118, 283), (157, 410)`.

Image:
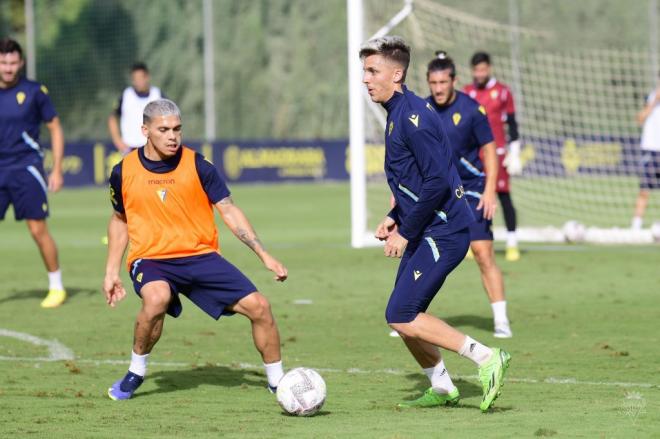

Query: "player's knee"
(26, 220), (48, 240)
(141, 285), (171, 316)
(388, 321), (416, 338)
(243, 292), (272, 322)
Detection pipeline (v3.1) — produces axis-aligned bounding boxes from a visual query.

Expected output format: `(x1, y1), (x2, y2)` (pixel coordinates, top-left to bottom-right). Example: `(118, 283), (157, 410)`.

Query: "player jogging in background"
(360, 36), (510, 411)
(104, 99), (288, 400)
(631, 71), (660, 230)
(464, 51), (522, 261)
(0, 37), (67, 308)
(108, 62), (164, 154)
(427, 51), (512, 338)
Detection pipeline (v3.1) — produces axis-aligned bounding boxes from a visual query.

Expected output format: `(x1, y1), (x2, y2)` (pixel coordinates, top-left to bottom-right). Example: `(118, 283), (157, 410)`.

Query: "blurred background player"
(426, 51), (512, 338)
(107, 62), (164, 154)
(104, 99), (288, 400)
(362, 36), (510, 411)
(0, 37), (66, 308)
(631, 72), (660, 230)
(464, 51), (522, 261)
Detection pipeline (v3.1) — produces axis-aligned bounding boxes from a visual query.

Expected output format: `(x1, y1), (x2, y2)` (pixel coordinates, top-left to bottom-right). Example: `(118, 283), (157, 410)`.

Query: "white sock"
(506, 232), (518, 248)
(491, 301), (509, 324)
(458, 336), (493, 366)
(48, 270), (63, 291)
(631, 216), (643, 230)
(423, 359), (456, 394)
(264, 360), (284, 388)
(128, 351), (149, 377)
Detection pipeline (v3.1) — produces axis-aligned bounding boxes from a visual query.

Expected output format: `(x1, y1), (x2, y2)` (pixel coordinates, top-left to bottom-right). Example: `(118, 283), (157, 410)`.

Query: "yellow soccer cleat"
(505, 247), (520, 262)
(40, 289), (67, 308)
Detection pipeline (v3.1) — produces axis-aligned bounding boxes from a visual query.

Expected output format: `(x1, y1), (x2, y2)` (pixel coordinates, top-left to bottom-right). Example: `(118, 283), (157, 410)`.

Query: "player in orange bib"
(103, 99), (288, 400)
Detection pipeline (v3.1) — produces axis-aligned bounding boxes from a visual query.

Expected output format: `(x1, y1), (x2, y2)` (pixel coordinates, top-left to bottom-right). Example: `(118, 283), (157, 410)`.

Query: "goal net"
(349, 0), (660, 246)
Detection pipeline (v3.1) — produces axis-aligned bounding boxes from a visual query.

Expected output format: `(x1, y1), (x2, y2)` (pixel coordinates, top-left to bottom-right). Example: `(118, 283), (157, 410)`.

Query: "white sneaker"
(493, 321), (513, 338)
(389, 330), (400, 337)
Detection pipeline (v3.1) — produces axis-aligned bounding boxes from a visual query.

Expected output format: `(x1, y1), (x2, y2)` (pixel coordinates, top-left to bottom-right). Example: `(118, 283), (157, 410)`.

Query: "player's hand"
(477, 190), (497, 220)
(263, 254), (288, 282)
(375, 216), (397, 241)
(103, 273), (126, 307)
(384, 231), (408, 258)
(48, 170), (63, 192)
(116, 141), (130, 154)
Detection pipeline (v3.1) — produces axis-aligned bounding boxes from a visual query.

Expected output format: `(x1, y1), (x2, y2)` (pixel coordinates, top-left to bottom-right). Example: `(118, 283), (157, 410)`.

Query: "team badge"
(388, 121), (394, 136)
(478, 105), (486, 115)
(42, 202), (48, 212)
(136, 273), (143, 283)
(109, 186), (117, 205)
(452, 112), (461, 126)
(156, 189), (167, 203)
(40, 85), (49, 94)
(408, 114), (419, 127)
(414, 270), (422, 281)
(16, 92), (26, 105)
(490, 89), (499, 100)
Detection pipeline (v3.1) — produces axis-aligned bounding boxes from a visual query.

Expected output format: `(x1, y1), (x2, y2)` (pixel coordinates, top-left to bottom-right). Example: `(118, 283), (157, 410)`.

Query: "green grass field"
(0, 184), (658, 438)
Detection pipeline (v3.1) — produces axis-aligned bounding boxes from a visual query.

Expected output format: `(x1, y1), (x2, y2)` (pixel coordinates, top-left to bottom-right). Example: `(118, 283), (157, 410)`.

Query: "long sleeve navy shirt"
(383, 85), (474, 241)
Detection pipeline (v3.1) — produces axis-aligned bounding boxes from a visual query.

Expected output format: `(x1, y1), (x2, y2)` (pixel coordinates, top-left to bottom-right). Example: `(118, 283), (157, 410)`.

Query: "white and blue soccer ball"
(563, 220), (586, 243)
(276, 367), (326, 416)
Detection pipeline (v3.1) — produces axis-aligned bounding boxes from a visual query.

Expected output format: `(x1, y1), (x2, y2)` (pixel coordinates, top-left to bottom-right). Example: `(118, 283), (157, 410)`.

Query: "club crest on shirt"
(16, 91), (26, 105)
(388, 121), (394, 136)
(156, 189), (167, 203)
(490, 89), (499, 100)
(408, 114), (419, 127)
(452, 112), (461, 126)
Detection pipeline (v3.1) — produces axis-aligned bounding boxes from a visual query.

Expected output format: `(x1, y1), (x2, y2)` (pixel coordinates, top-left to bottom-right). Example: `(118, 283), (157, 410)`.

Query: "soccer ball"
(563, 220), (586, 243)
(276, 368), (326, 416)
(651, 222), (660, 243)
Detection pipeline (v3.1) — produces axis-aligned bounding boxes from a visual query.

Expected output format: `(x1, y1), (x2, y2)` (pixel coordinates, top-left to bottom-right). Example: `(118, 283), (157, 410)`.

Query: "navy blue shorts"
(385, 228), (470, 324)
(129, 252), (257, 320)
(0, 165), (49, 220)
(640, 150), (660, 190)
(465, 193), (493, 241)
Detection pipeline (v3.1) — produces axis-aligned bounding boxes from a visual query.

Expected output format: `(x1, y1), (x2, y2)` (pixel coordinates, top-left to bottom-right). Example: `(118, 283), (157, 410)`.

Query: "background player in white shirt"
(631, 74), (660, 229)
(108, 63), (164, 154)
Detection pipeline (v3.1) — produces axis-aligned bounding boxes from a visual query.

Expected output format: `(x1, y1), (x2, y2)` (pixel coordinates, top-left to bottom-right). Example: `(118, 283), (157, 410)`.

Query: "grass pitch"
(0, 184), (658, 438)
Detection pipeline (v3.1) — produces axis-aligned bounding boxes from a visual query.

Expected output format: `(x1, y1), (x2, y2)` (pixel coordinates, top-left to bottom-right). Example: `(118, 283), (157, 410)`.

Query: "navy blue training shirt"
(109, 146), (230, 214)
(383, 85), (474, 241)
(428, 91), (494, 197)
(0, 77), (57, 169)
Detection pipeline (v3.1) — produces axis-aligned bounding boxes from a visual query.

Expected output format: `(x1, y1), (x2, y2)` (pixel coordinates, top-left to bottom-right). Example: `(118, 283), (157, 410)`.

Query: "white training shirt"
(118, 86), (163, 148)
(641, 91), (660, 151)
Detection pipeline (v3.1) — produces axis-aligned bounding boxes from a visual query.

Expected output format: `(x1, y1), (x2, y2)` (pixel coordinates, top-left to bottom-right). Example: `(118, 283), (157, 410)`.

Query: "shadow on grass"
(0, 287), (96, 305)
(135, 364), (266, 397)
(443, 314), (493, 332)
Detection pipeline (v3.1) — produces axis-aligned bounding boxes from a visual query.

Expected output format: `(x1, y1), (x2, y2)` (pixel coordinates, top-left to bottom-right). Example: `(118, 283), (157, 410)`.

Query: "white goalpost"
(348, 0), (660, 247)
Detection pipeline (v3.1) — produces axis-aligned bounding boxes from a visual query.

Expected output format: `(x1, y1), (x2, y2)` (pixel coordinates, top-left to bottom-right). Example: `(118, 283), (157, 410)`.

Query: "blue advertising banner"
(40, 135), (642, 187)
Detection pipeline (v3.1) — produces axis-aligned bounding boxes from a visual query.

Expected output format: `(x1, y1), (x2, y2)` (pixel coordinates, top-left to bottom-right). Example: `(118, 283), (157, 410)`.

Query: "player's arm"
(479, 141), (498, 220)
(108, 97), (129, 152)
(45, 116), (65, 192)
(637, 88), (660, 125)
(385, 128), (451, 258)
(103, 165), (128, 307)
(215, 197), (288, 282)
(104, 211), (129, 307)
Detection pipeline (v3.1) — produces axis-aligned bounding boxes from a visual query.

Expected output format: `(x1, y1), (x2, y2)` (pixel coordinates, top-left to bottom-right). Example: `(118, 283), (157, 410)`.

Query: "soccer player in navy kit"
(360, 36), (510, 411)
(0, 38), (66, 308)
(426, 52), (512, 338)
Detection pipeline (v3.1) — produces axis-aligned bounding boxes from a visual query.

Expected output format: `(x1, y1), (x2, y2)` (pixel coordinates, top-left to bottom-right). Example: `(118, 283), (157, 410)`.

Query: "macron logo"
(414, 270), (422, 281)
(156, 189), (167, 203)
(408, 114), (419, 127)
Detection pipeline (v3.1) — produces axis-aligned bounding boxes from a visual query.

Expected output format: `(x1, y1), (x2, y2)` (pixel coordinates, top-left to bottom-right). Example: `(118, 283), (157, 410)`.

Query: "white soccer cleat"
(493, 321), (513, 338)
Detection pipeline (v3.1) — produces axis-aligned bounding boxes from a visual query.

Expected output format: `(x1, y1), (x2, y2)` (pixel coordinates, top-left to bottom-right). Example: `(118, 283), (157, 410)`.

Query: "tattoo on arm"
(236, 227), (265, 252)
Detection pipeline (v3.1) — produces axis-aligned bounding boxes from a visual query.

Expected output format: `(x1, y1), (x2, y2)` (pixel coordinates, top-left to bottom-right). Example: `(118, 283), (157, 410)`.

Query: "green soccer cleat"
(397, 387), (460, 409)
(478, 348), (511, 412)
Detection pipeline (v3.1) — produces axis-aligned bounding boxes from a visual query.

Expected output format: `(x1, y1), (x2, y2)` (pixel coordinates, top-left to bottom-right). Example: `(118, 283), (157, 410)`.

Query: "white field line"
(1, 329), (657, 389)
